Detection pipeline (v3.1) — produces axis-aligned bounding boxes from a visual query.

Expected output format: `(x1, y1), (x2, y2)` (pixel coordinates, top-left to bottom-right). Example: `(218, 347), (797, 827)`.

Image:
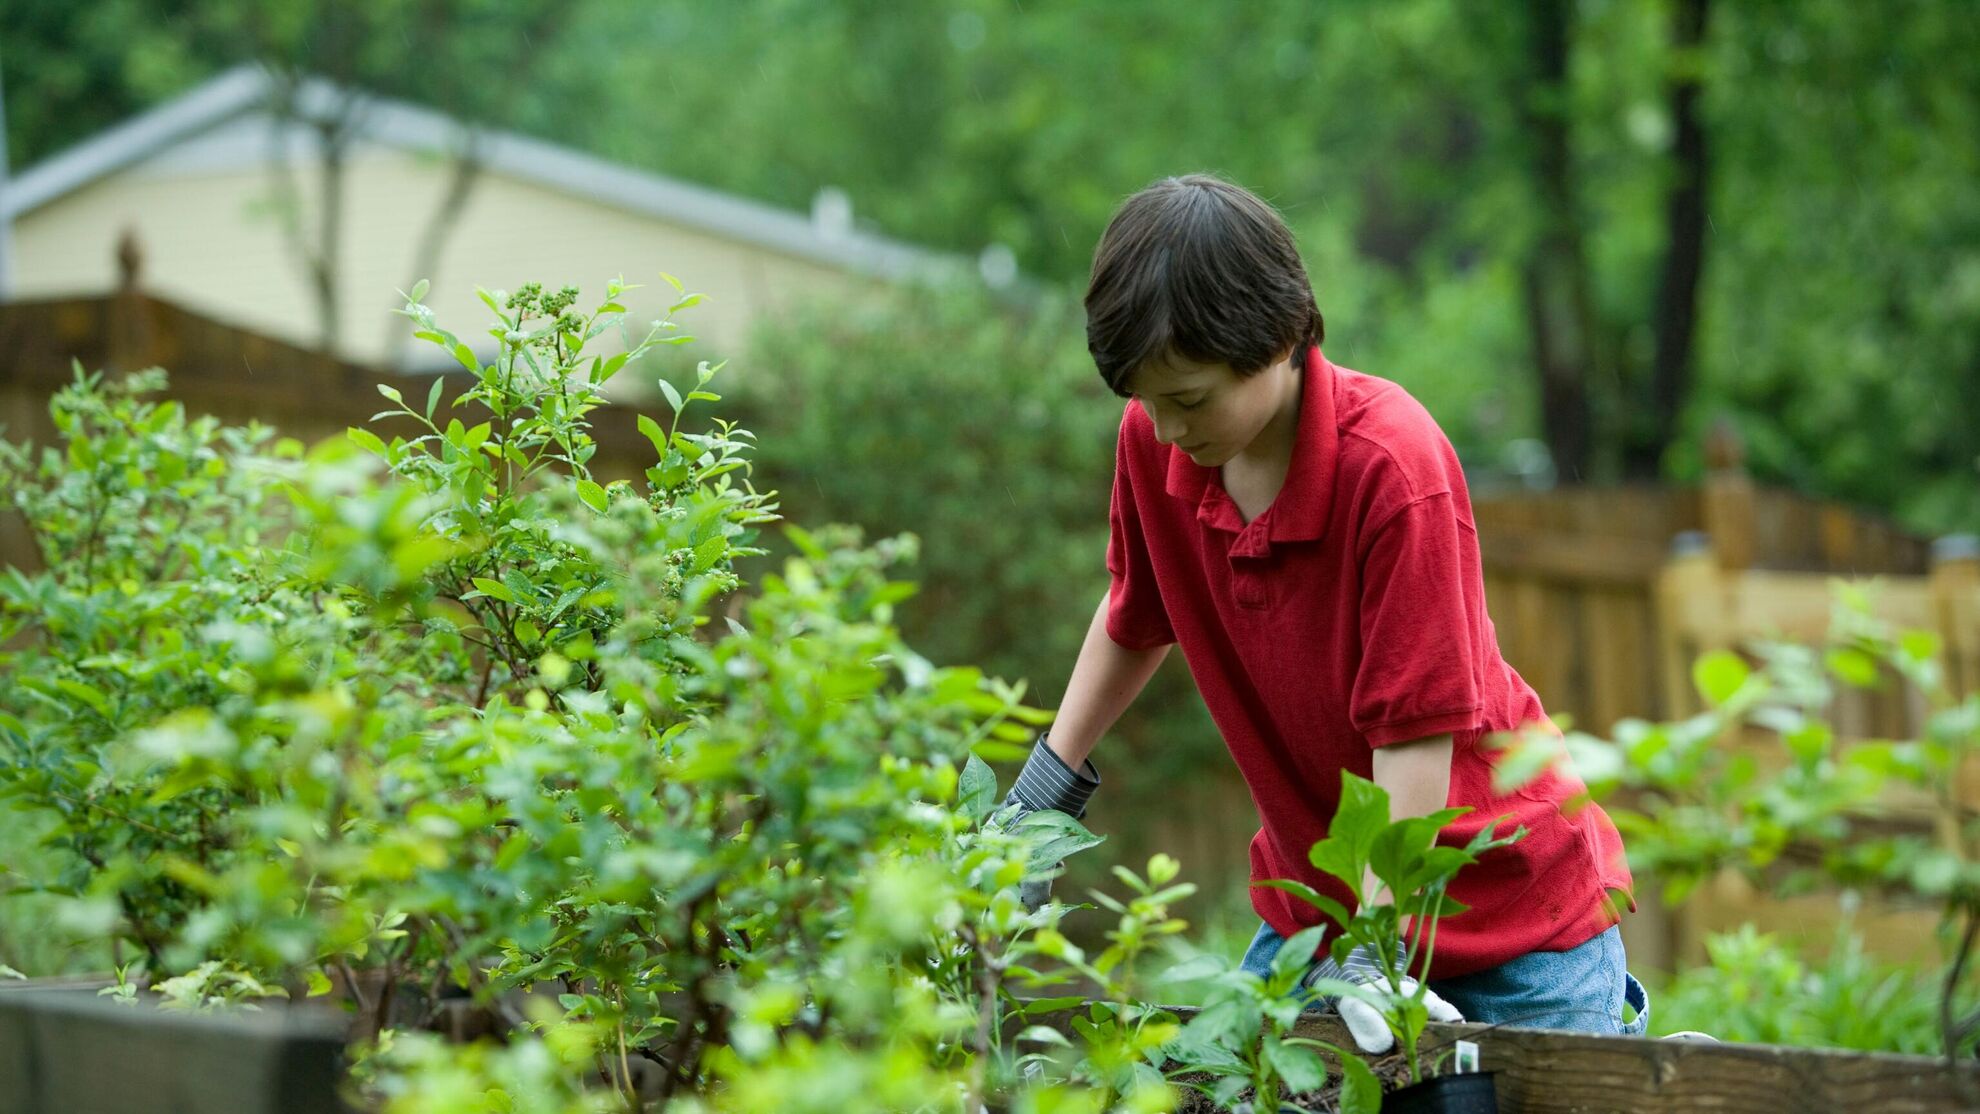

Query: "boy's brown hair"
(1084, 174), (1323, 398)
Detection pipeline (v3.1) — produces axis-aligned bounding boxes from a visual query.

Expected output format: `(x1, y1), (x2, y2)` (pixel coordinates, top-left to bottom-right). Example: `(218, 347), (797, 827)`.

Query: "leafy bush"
(0, 276), (1172, 1109)
(1652, 921), (1944, 1054)
(1500, 592), (1980, 1056)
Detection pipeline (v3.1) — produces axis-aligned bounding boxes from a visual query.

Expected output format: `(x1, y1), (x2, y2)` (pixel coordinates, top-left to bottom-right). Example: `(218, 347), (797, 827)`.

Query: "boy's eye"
(1177, 396), (1206, 410)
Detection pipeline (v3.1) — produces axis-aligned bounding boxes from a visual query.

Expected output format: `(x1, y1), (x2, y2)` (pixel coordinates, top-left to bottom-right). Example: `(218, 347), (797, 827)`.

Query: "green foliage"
(1268, 774), (1519, 1087)
(0, 272), (1252, 1111)
(1652, 921), (1946, 1054)
(1008, 854), (1193, 1109)
(1498, 590), (1980, 1055)
(1161, 774), (1518, 1110)
(13, 2), (1977, 529)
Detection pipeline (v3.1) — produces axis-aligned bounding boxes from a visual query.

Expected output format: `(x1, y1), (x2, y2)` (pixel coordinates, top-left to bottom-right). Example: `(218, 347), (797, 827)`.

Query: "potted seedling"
(1259, 772), (1522, 1113)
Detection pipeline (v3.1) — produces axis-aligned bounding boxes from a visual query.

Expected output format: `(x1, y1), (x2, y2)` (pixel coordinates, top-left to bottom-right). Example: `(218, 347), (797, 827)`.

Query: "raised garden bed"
(1156, 1009), (1980, 1113)
(0, 983), (348, 1114)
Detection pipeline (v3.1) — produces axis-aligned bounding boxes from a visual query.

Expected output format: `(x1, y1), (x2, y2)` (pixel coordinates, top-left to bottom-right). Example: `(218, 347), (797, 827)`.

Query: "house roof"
(2, 64), (965, 284)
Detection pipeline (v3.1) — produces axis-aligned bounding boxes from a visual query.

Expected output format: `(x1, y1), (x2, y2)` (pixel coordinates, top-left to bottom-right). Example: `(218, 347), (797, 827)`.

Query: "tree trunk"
(1630, 0), (1713, 478)
(1517, 0), (1600, 482)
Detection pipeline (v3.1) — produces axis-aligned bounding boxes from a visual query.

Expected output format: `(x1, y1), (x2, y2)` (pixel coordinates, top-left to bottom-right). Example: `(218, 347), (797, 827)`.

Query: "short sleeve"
(1104, 423), (1176, 651)
(1350, 492), (1482, 746)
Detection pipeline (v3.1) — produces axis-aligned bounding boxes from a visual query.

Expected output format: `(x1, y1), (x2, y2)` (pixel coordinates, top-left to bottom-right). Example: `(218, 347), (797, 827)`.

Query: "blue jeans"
(1239, 921), (1650, 1036)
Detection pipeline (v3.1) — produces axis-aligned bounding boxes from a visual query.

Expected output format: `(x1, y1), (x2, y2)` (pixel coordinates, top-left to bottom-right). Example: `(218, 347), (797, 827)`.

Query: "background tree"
(4, 0), (1974, 525)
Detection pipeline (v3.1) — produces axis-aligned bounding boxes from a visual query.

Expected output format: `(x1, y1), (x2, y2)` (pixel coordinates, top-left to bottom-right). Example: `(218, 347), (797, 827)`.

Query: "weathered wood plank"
(1396, 1019), (1978, 1114)
(1233, 1009), (1975, 1114)
(0, 989), (350, 1114)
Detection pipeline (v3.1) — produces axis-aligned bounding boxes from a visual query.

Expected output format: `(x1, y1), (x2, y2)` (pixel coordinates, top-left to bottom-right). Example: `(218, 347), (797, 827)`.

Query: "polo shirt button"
(1232, 567), (1269, 608)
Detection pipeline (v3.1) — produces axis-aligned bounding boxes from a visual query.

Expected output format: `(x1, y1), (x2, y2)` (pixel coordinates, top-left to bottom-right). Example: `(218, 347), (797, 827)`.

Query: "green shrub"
(1652, 921), (1943, 1053)
(0, 276), (1180, 1109)
(1499, 592), (1980, 1056)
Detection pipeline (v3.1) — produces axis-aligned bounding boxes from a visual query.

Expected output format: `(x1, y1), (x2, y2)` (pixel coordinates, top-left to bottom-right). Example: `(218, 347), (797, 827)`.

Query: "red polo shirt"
(1105, 346), (1632, 979)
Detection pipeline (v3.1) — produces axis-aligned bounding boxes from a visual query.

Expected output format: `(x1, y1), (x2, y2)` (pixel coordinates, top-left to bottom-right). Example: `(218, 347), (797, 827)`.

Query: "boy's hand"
(998, 735), (1100, 912)
(1301, 942), (1465, 1053)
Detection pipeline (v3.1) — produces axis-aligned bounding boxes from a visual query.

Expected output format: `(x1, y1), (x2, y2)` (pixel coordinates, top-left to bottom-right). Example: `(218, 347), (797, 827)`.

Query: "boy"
(1003, 174), (1645, 1050)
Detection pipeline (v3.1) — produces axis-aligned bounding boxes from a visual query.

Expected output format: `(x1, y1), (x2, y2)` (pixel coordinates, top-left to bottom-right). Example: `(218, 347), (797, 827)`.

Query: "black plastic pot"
(1381, 1071), (1498, 1114)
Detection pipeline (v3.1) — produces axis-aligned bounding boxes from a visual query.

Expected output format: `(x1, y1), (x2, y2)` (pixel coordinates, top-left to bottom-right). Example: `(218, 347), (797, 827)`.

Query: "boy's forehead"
(1126, 353), (1227, 394)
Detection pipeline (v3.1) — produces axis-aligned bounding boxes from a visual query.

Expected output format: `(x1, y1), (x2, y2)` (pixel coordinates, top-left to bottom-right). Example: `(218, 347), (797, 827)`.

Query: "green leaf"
(969, 741), (1029, 763)
(376, 383), (403, 405)
(1337, 1051), (1382, 1114)
(1693, 649), (1750, 705)
(54, 679), (110, 718)
(501, 569), (537, 606)
(1013, 809), (1105, 868)
(1263, 1033), (1328, 1094)
(1900, 629), (1943, 664)
(408, 278), (430, 303)
(1014, 1025), (1073, 1047)
(425, 376), (446, 420)
(1826, 647), (1881, 688)
(453, 343), (479, 373)
(690, 535), (727, 573)
(658, 378), (685, 415)
(959, 754), (998, 821)
(348, 427), (387, 457)
(1271, 923), (1330, 980)
(494, 832), (531, 871)
(305, 968), (333, 997)
(1253, 879), (1351, 930)
(576, 479), (609, 513)
(471, 577), (516, 604)
(0, 964), (25, 980)
(637, 414), (669, 458)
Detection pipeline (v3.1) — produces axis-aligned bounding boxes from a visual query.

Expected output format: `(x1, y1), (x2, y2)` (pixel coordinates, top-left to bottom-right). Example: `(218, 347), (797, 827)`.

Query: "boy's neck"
(1230, 358), (1304, 470)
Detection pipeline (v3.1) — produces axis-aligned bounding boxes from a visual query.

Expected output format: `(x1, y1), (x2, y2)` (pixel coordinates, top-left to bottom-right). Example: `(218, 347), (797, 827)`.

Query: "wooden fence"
(1472, 433), (1940, 740)
(1473, 427), (1979, 973)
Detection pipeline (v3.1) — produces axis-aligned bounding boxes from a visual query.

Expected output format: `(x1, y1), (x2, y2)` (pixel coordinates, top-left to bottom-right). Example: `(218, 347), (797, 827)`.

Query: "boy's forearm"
(1362, 733), (1455, 906)
(1042, 592), (1170, 770)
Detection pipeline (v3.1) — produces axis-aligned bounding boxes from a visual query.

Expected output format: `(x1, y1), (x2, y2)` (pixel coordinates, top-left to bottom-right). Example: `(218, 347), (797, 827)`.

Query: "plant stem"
(1942, 906), (1978, 1062)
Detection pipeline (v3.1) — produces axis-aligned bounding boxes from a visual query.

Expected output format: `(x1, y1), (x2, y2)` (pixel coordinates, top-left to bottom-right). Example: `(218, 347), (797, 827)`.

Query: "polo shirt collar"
(1163, 345), (1338, 544)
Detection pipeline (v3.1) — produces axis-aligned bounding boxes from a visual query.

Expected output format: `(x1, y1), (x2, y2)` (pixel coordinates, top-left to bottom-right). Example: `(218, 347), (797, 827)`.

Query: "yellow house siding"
(12, 141), (873, 372)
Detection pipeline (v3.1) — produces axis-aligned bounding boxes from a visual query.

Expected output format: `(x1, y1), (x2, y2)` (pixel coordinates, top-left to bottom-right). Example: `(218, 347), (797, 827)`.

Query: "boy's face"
(1124, 348), (1300, 467)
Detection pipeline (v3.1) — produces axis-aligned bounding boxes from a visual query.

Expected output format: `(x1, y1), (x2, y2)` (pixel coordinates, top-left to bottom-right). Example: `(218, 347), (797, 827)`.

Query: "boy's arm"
(1006, 591), (1170, 819)
(1363, 733), (1455, 906)
(1044, 591), (1171, 771)
(1002, 592), (1169, 912)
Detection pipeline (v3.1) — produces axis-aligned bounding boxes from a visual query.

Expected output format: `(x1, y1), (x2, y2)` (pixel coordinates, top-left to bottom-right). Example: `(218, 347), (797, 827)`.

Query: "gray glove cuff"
(1304, 941), (1394, 993)
(1002, 734), (1100, 819)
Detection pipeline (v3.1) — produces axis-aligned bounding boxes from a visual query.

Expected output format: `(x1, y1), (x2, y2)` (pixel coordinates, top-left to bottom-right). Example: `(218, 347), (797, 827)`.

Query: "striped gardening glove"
(999, 735), (1100, 912)
(1301, 941), (1465, 1053)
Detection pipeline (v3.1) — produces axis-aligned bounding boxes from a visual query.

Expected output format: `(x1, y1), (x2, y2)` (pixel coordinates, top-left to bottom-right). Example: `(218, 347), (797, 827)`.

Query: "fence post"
(1932, 535), (1980, 700)
(1699, 416), (1754, 571)
(1656, 530), (1722, 720)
